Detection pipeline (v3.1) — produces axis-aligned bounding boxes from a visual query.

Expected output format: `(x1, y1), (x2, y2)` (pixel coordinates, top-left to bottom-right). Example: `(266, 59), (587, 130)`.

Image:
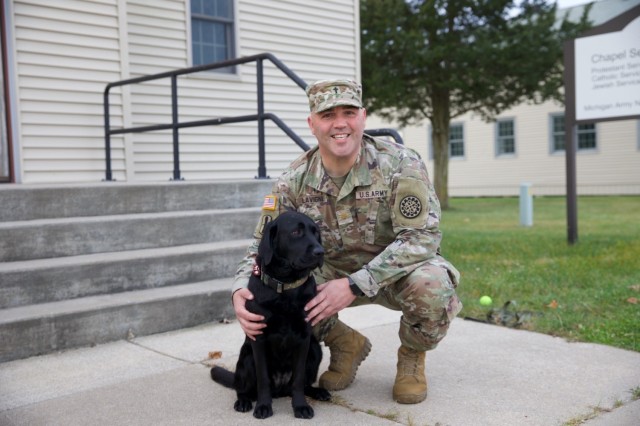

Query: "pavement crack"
(561, 387), (640, 426)
(126, 339), (195, 364)
(329, 394), (406, 424)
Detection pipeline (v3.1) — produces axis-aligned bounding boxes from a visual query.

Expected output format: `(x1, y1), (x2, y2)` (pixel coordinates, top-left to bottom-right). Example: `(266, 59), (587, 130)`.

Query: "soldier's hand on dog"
(232, 288), (266, 340)
(305, 278), (356, 326)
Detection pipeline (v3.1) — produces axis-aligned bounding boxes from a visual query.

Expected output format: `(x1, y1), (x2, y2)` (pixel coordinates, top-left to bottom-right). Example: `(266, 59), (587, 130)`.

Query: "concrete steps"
(0, 240), (253, 309)
(0, 279), (235, 362)
(0, 180), (272, 362)
(0, 180), (270, 221)
(0, 209), (259, 262)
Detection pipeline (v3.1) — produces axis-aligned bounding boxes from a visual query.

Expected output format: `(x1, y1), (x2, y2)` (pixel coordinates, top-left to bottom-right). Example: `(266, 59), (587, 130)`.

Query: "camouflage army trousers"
(312, 258), (462, 352)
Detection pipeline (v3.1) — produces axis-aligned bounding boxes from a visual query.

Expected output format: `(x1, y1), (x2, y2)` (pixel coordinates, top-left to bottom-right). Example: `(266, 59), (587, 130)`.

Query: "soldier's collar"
(306, 141), (372, 195)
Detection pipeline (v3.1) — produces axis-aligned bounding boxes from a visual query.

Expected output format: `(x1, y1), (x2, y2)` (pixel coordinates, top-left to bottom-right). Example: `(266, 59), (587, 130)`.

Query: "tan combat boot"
(319, 320), (372, 391)
(392, 345), (427, 404)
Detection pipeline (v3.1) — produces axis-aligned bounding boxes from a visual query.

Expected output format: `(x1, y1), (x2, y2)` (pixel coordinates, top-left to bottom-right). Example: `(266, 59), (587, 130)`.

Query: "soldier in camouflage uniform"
(231, 79), (462, 404)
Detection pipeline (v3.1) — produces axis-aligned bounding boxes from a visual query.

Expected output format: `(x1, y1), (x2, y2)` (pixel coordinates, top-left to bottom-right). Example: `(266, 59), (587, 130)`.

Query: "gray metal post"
(519, 183), (533, 227)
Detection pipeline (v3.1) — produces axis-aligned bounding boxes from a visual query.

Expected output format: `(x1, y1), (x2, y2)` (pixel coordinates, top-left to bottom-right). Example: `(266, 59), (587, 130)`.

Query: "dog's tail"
(210, 366), (235, 389)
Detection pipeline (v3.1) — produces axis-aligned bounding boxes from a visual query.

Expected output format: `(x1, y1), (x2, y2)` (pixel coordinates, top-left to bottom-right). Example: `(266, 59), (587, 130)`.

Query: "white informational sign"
(574, 15), (640, 121)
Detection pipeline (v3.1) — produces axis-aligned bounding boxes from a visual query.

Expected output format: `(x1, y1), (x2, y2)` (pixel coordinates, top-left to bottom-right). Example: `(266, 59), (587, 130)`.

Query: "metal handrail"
(103, 52), (402, 181)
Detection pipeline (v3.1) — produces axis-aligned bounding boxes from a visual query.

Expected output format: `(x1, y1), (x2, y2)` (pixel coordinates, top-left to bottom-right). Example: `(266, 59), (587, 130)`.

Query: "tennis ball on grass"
(479, 295), (493, 306)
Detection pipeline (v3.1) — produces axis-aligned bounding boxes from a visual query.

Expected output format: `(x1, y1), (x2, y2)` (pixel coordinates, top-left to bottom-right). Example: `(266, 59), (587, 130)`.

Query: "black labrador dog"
(211, 211), (331, 419)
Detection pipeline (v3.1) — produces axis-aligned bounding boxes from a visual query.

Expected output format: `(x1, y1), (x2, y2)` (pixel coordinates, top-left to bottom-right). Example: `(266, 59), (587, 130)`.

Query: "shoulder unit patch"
(393, 178), (429, 227)
(399, 195), (422, 218)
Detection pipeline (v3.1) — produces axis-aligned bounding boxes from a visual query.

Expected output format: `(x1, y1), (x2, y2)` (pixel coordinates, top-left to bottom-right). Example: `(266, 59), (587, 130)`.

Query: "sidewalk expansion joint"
(560, 387), (640, 426)
(329, 394), (409, 424)
(125, 339), (195, 365)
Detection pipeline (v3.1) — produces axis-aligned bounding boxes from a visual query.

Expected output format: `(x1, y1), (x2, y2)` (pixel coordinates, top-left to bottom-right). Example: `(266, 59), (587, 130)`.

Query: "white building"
(368, 0), (640, 197)
(1, 0), (360, 183)
(1, 0), (638, 197)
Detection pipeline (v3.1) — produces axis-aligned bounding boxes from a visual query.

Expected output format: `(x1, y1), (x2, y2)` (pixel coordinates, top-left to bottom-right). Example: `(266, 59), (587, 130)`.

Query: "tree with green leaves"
(361, 0), (591, 208)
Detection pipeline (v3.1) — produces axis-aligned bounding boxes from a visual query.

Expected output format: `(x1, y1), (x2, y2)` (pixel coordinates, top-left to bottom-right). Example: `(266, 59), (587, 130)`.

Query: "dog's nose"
(313, 246), (325, 257)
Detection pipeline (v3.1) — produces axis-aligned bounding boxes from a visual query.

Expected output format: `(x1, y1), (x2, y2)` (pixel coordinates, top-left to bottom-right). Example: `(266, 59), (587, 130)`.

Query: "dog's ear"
(258, 220), (277, 266)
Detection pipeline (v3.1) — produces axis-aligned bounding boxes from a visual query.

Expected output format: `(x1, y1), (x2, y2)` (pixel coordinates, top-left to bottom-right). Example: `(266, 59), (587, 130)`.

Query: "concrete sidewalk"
(1, 305), (638, 425)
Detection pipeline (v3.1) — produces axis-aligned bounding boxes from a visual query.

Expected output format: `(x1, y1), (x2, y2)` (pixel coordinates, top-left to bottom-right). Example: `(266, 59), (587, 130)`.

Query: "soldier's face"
(307, 106), (366, 164)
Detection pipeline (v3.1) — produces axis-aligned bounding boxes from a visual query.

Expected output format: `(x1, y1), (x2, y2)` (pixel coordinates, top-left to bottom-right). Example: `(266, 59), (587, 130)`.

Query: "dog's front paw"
(253, 403), (273, 419)
(294, 404), (314, 419)
(234, 398), (252, 413)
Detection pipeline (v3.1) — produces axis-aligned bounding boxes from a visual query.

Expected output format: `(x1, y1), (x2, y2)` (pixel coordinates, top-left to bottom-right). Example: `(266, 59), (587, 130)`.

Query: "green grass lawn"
(440, 196), (640, 352)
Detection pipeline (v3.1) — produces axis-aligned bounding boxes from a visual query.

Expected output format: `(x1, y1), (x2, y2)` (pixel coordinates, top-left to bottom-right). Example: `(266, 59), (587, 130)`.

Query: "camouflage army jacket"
(233, 135), (454, 297)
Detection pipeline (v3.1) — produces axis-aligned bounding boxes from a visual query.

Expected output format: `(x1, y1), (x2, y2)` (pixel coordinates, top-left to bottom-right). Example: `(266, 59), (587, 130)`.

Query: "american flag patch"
(262, 195), (277, 211)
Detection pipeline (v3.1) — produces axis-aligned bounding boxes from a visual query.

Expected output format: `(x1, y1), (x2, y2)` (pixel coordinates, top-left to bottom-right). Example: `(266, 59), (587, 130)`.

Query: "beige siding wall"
(11, 0), (360, 183)
(13, 0), (123, 183)
(15, 0), (635, 194)
(368, 101), (640, 197)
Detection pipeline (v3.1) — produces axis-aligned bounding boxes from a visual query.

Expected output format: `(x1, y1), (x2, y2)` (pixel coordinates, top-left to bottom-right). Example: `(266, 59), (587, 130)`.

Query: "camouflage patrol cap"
(306, 79), (363, 113)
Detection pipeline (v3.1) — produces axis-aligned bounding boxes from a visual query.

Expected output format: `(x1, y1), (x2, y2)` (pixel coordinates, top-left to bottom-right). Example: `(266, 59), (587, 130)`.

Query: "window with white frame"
(428, 123), (465, 159)
(449, 123), (464, 158)
(190, 0), (235, 72)
(550, 114), (597, 152)
(577, 123), (597, 150)
(496, 119), (515, 156)
(551, 114), (565, 152)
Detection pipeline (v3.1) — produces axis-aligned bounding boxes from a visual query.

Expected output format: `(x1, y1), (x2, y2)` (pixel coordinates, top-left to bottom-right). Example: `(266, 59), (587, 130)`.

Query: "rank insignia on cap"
(399, 195), (422, 219)
(262, 195), (277, 211)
